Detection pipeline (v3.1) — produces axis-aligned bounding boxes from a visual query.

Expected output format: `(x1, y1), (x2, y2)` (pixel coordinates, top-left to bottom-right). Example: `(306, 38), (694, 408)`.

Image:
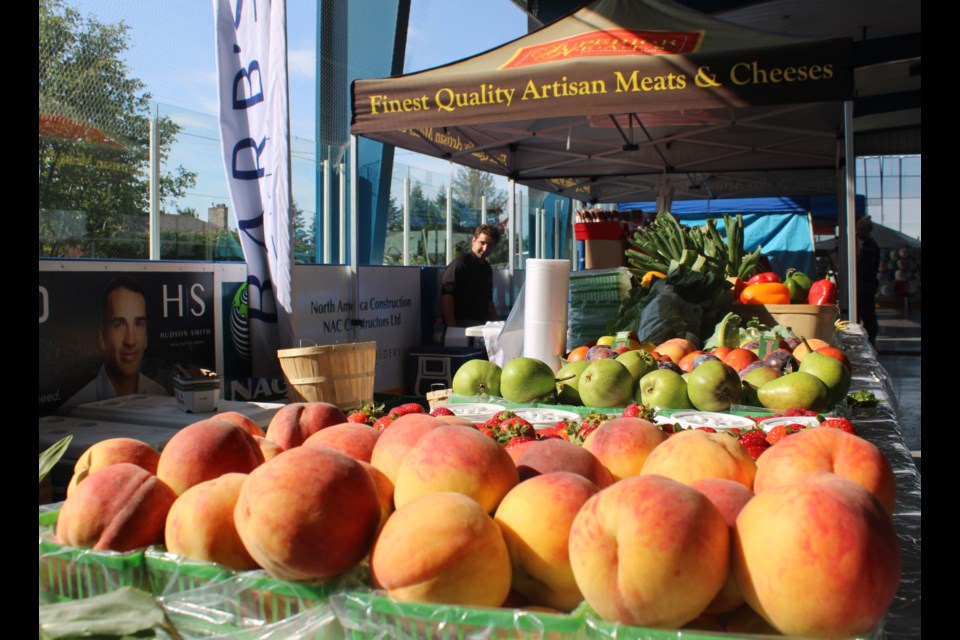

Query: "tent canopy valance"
(351, 0), (854, 203)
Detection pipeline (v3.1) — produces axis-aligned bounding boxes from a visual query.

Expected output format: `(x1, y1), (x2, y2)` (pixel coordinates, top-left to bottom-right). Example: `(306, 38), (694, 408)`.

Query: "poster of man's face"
(38, 269), (216, 416)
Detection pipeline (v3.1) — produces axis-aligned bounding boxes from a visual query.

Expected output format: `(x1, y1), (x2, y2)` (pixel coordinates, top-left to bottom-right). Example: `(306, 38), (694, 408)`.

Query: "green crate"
(331, 590), (585, 640)
(570, 288), (623, 304)
(39, 510), (150, 603)
(569, 269), (630, 294)
(144, 547), (236, 597)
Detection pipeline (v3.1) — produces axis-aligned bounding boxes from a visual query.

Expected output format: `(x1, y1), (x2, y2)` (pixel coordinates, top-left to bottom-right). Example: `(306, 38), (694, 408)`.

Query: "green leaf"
(40, 435), (72, 484)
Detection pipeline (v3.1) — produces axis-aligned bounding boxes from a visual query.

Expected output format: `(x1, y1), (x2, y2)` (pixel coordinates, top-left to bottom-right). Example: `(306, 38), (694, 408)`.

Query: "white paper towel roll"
(523, 259), (570, 372)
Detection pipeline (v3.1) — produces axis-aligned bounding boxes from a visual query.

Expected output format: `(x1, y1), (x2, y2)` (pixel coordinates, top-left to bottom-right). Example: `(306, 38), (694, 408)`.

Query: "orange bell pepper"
(739, 282), (791, 305)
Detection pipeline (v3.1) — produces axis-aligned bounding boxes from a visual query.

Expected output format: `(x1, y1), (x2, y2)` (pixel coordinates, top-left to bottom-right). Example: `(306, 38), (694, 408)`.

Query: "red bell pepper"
(807, 279), (838, 305)
(745, 271), (781, 286)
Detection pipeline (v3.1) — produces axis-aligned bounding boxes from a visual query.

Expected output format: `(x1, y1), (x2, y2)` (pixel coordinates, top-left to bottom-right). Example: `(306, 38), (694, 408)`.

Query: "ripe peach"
(234, 446), (381, 582)
(204, 411), (265, 438)
(653, 338), (697, 365)
(753, 426), (896, 515)
(791, 338), (830, 362)
(494, 472), (599, 611)
(691, 478), (755, 614)
(569, 475), (729, 628)
(393, 425), (518, 514)
(303, 422), (380, 462)
(157, 419), (264, 496)
(641, 428), (757, 490)
(581, 417), (666, 481)
(711, 346), (733, 360)
(253, 435), (284, 462)
(265, 402), (347, 450)
(369, 414), (444, 483)
(733, 473), (901, 638)
(66, 437), (160, 497)
(514, 438), (614, 488)
(164, 473), (258, 571)
(358, 460), (394, 530)
(56, 463), (176, 552)
(371, 492), (511, 607)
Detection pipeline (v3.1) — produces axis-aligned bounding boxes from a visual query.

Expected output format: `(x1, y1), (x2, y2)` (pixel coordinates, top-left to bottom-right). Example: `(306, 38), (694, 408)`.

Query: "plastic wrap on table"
(835, 324), (921, 640)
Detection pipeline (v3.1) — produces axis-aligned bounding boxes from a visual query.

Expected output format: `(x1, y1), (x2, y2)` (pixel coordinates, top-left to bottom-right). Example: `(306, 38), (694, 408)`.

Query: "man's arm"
(441, 293), (457, 327)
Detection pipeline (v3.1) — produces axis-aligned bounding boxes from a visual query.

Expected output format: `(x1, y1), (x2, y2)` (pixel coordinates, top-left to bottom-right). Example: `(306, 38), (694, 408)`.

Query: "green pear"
(798, 351), (851, 407)
(740, 366), (782, 407)
(685, 359), (742, 412)
(579, 359), (635, 409)
(555, 360), (589, 406)
(615, 349), (658, 384)
(452, 359), (501, 397)
(757, 371), (831, 412)
(500, 357), (557, 404)
(638, 369), (692, 410)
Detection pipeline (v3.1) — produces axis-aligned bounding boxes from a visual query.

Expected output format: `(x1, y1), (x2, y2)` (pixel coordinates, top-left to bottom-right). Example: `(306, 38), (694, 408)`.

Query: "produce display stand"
(38, 324), (921, 639)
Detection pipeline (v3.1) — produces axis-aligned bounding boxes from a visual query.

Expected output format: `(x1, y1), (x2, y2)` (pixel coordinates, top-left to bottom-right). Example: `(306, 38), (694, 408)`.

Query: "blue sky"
(61, 0), (529, 219)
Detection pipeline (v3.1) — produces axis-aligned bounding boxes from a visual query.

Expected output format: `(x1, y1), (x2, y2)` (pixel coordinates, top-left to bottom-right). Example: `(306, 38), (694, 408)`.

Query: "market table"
(836, 325), (921, 639)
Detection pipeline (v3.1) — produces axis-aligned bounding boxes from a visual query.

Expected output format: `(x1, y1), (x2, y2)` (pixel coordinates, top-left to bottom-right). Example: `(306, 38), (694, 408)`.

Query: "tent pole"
(843, 101), (858, 325)
(322, 160), (331, 264)
(481, 195), (487, 226)
(508, 179), (515, 277)
(403, 177), (410, 266)
(446, 184), (453, 265)
(350, 135), (359, 343)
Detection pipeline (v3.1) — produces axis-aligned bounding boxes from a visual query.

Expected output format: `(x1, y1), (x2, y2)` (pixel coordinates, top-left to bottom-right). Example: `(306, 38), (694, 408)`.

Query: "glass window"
(901, 176), (921, 198)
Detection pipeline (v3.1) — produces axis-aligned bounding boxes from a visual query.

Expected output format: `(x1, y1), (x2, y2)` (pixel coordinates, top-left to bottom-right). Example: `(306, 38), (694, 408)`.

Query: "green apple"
(637, 369), (692, 410)
(616, 350), (658, 385)
(686, 360), (742, 412)
(555, 360), (590, 406)
(798, 351), (851, 407)
(451, 359), (502, 397)
(501, 357), (557, 404)
(579, 359), (635, 409)
(757, 371), (831, 412)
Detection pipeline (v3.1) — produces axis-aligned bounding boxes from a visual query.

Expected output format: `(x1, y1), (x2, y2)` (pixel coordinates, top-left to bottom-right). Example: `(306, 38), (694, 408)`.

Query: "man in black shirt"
(441, 224), (501, 327)
(856, 216), (880, 345)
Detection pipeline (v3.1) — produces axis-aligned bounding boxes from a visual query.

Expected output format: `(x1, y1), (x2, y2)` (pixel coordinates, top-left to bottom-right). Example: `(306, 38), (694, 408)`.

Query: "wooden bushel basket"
(277, 342), (376, 411)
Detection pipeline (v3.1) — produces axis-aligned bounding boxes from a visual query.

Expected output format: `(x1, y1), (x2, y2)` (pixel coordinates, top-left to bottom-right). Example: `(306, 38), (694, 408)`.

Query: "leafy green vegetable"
(40, 435), (72, 484)
(846, 390), (880, 408)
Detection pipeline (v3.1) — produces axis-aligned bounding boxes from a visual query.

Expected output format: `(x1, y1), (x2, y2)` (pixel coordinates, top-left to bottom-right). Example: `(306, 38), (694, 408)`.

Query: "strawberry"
(728, 427), (743, 437)
(573, 412), (609, 443)
(346, 401), (384, 425)
(504, 435), (536, 450)
(494, 417), (535, 446)
(745, 444), (769, 459)
(346, 411), (370, 424)
(389, 402), (426, 419)
(476, 424), (496, 438)
(821, 417), (856, 435)
(765, 424), (798, 446)
(373, 415), (394, 432)
(540, 419), (576, 441)
(738, 430), (769, 450)
(695, 426), (717, 433)
(621, 403), (655, 421)
(621, 403), (641, 418)
(429, 406), (455, 417)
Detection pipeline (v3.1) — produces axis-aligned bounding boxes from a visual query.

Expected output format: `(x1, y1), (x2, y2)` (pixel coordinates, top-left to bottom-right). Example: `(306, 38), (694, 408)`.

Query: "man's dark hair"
(474, 223), (501, 245)
(101, 276), (147, 326)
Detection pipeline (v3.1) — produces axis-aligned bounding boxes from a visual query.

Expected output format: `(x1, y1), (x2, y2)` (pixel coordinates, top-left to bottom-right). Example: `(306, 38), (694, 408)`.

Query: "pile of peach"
(54, 404), (901, 639)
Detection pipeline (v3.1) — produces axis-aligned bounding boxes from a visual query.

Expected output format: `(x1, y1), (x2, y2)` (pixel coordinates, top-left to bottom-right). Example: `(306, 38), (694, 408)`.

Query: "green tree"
(451, 166), (506, 230)
(291, 200), (315, 263)
(39, 0), (196, 259)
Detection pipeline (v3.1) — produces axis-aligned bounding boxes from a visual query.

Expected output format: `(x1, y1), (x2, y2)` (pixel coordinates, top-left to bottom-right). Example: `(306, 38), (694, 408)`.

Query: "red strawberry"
(695, 426), (717, 433)
(745, 444), (769, 459)
(622, 403), (641, 418)
(504, 435), (536, 450)
(728, 427), (743, 437)
(537, 426), (565, 440)
(765, 424), (798, 446)
(821, 417), (856, 435)
(738, 430), (769, 450)
(621, 403), (655, 421)
(346, 411), (369, 424)
(389, 402), (426, 419)
(429, 406), (455, 417)
(477, 424), (496, 438)
(373, 415), (394, 432)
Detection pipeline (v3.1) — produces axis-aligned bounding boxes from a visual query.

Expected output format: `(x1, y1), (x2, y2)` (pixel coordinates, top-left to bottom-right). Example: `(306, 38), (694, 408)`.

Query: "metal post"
(508, 180), (515, 276)
(339, 161), (347, 265)
(446, 184), (453, 265)
(349, 136), (359, 342)
(148, 117), (160, 260)
(844, 101), (858, 323)
(403, 177), (410, 266)
(481, 195), (487, 226)
(518, 190), (524, 269)
(555, 200), (562, 260)
(322, 159), (331, 264)
(535, 206), (542, 259)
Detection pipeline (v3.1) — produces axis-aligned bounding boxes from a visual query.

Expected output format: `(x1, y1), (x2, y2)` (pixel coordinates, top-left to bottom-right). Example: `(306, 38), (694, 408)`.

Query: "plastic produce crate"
(39, 509), (150, 603)
(331, 590), (585, 640)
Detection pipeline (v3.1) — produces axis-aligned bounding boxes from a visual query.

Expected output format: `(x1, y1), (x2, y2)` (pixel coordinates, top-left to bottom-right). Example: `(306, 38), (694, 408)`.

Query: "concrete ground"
(874, 301), (921, 460)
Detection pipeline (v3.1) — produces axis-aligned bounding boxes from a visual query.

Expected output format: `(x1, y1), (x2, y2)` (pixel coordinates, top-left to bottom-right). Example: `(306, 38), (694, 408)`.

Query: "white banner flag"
(214, 0), (292, 377)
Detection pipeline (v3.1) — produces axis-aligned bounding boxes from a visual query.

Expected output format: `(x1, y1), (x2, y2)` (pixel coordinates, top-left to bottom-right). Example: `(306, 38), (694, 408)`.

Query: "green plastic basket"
(144, 547), (236, 597)
(331, 590), (585, 640)
(39, 510), (150, 603)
